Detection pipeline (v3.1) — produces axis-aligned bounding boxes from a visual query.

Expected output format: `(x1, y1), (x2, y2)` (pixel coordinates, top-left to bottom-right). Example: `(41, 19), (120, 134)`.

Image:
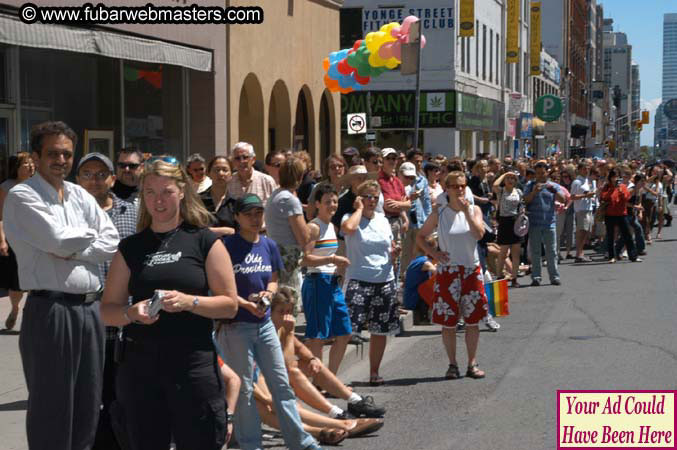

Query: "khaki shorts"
(575, 211), (594, 232)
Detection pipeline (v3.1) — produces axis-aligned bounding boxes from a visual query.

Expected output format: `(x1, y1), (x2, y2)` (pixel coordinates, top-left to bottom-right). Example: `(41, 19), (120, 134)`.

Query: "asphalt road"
(326, 223), (677, 450)
(0, 219), (675, 450)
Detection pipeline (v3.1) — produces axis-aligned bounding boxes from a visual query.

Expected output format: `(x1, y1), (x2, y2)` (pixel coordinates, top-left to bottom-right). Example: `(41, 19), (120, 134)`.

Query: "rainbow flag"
(485, 279), (509, 317)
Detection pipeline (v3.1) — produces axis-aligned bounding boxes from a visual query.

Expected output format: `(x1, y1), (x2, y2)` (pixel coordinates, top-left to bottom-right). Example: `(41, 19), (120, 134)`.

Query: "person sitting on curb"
(252, 372), (384, 445)
(272, 287), (386, 419)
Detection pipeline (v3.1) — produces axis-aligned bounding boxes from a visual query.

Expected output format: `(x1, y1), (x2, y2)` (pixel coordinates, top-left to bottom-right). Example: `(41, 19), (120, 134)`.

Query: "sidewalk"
(0, 292), (413, 450)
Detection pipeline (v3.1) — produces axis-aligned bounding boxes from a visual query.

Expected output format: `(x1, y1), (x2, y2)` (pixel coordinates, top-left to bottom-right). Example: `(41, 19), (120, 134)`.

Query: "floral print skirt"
(431, 265), (488, 328)
(344, 279), (400, 336)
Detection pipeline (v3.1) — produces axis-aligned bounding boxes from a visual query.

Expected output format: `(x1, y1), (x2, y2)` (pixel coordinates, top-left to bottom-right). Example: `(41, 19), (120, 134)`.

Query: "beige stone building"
(0, 0), (341, 178)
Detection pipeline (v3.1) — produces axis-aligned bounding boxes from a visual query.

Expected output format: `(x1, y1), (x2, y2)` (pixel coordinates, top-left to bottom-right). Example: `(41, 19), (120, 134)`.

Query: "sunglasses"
(233, 155), (251, 162)
(447, 183), (467, 189)
(362, 194), (379, 201)
(117, 162), (141, 170)
(268, 162), (282, 168)
(146, 156), (179, 167)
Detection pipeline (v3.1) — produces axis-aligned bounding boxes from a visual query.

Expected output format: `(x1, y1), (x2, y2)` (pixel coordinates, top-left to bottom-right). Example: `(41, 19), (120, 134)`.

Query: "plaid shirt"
(98, 193), (138, 340)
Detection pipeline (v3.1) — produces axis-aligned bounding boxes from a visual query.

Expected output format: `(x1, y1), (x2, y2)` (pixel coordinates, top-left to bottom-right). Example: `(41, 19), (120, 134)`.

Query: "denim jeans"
(528, 226), (560, 282)
(615, 215), (645, 255)
(216, 320), (316, 450)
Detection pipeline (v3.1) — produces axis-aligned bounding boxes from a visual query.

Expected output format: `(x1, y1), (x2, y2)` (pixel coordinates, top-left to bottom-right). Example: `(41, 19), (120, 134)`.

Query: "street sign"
(663, 99), (677, 120)
(535, 94), (563, 122)
(346, 113), (367, 135)
(366, 132), (376, 141)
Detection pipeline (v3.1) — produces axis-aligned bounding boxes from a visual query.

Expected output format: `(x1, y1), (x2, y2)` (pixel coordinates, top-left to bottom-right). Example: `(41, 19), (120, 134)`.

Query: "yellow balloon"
(365, 22), (401, 68)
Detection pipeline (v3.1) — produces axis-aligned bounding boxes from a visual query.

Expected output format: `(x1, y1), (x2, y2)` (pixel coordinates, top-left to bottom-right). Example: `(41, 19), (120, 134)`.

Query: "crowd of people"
(0, 120), (673, 450)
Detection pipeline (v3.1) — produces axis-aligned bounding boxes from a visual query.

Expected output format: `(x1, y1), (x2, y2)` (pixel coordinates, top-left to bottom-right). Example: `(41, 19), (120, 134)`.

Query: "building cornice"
(307, 0), (344, 10)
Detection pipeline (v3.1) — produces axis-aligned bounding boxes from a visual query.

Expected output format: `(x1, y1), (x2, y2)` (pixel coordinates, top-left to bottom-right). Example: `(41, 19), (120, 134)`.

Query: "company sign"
(456, 92), (505, 132)
(341, 91), (456, 129)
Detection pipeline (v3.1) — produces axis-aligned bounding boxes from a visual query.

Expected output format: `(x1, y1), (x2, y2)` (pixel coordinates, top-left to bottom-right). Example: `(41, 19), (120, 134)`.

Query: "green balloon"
(347, 41), (386, 78)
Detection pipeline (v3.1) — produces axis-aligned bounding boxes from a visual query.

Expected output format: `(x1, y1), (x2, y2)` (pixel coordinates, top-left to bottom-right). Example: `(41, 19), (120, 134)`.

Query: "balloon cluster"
(323, 16), (427, 93)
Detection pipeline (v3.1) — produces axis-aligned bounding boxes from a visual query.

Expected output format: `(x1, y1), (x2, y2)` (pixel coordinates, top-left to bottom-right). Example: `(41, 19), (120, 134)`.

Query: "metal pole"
(366, 91), (372, 147)
(563, 72), (570, 157)
(413, 21), (423, 151)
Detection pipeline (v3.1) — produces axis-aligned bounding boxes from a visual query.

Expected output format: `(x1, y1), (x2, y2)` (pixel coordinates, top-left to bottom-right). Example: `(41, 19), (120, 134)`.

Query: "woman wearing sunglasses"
(416, 171), (489, 380)
(101, 157), (239, 449)
(341, 180), (400, 386)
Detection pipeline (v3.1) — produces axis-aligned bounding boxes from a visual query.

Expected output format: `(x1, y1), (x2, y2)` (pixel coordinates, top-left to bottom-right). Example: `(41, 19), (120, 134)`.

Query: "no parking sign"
(347, 113), (367, 135)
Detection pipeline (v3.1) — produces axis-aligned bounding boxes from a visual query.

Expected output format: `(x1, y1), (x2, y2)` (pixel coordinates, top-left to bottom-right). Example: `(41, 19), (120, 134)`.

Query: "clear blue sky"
(599, 1), (675, 146)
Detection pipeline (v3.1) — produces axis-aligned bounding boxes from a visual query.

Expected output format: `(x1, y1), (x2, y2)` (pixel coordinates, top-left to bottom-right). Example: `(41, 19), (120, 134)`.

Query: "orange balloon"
(324, 74), (339, 91)
(322, 57), (330, 72)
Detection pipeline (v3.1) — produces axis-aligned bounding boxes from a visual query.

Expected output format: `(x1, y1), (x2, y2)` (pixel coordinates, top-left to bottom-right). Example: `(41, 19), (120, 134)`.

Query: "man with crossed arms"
(3, 121), (119, 450)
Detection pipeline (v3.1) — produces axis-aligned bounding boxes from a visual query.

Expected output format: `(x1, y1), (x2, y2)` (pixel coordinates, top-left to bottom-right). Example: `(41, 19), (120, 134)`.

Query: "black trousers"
(93, 338), (123, 450)
(19, 294), (104, 450)
(605, 215), (637, 260)
(116, 339), (227, 450)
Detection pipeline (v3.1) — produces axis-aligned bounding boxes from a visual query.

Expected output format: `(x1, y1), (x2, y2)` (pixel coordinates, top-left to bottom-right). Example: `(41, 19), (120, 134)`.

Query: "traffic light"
(636, 120), (643, 131)
(641, 110), (650, 124)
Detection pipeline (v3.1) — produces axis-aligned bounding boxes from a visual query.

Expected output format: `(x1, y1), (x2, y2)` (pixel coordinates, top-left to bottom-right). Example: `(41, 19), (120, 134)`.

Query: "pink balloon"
(390, 25), (401, 39)
(420, 35), (426, 49)
(378, 42), (395, 60)
(400, 16), (418, 35)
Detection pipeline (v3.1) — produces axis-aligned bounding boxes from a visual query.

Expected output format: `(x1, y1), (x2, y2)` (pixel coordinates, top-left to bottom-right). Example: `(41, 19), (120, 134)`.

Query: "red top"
(378, 170), (406, 217)
(600, 184), (630, 216)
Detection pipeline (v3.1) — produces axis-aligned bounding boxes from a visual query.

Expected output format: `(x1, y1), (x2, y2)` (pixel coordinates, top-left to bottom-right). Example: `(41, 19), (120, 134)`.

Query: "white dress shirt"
(2, 172), (119, 293)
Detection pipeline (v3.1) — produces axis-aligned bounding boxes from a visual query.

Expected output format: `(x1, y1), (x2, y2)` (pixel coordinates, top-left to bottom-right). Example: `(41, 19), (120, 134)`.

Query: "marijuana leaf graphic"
(430, 96), (443, 108)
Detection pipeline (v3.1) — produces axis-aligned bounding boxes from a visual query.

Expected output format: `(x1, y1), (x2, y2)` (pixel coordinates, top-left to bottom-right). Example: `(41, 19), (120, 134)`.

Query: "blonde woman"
(101, 156), (239, 450)
(341, 180), (400, 386)
(416, 171), (489, 380)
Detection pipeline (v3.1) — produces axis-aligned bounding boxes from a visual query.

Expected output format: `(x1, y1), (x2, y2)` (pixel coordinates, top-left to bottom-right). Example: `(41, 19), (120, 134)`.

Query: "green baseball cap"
(234, 193), (264, 213)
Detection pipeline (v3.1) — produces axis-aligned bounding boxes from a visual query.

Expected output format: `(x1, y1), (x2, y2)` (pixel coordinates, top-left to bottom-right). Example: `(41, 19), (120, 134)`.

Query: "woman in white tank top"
(415, 171), (489, 380)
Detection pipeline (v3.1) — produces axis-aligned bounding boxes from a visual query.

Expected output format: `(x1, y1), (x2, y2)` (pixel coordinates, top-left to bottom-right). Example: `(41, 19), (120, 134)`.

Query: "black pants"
(605, 215), (637, 260)
(116, 339), (227, 450)
(19, 294), (104, 450)
(93, 338), (123, 450)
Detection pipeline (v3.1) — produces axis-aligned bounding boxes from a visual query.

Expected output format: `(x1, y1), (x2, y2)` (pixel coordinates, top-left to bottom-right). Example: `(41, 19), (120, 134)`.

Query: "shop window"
(340, 9), (363, 49)
(0, 46), (8, 104)
(124, 61), (184, 158)
(19, 47), (115, 154)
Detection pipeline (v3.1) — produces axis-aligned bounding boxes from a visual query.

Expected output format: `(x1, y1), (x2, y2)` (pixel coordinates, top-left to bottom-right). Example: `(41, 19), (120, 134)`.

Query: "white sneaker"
(621, 250), (628, 259)
(484, 315), (500, 331)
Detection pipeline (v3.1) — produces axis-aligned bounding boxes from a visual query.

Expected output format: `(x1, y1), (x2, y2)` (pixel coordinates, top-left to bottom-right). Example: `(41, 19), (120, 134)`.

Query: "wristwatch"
(191, 296), (199, 311)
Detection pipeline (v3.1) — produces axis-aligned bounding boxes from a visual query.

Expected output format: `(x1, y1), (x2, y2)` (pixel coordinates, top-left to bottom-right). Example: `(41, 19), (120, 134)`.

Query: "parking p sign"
(535, 95), (563, 122)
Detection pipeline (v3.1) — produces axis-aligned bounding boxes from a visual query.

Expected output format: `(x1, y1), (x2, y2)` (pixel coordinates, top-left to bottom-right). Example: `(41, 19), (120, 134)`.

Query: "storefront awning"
(0, 14), (212, 72)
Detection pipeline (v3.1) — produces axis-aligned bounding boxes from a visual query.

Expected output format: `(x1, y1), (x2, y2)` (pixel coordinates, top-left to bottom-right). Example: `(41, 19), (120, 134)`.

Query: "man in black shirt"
(112, 147), (143, 202)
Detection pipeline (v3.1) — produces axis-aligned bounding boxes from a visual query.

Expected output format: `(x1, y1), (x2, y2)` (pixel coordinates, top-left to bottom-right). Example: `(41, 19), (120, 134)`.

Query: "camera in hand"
(148, 290), (164, 318)
(248, 293), (271, 313)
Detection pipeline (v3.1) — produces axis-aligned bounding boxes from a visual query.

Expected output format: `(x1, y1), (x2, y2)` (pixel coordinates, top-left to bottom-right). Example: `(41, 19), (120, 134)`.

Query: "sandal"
(5, 310), (18, 330)
(369, 375), (385, 386)
(466, 363), (486, 379)
(318, 428), (348, 445)
(445, 363), (461, 380)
